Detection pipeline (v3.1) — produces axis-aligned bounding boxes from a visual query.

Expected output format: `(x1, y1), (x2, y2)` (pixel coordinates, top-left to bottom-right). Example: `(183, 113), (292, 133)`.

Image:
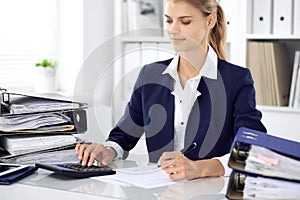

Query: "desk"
(1, 160), (229, 200)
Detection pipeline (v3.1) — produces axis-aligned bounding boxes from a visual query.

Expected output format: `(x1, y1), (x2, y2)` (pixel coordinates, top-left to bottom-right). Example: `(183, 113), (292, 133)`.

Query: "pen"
(157, 142), (197, 167)
(180, 142), (197, 155)
(77, 141), (92, 145)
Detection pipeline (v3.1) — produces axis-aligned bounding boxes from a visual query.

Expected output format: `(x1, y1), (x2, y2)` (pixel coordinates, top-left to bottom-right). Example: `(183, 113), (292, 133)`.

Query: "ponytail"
(209, 4), (227, 60)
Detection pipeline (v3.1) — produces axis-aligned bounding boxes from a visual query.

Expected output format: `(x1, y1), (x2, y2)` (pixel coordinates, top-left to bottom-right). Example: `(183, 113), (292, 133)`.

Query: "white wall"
(78, 0), (115, 142)
(56, 0), (84, 94)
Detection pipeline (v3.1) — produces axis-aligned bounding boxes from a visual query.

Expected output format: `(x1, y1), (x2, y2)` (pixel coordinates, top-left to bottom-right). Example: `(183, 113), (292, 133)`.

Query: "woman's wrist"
(105, 146), (117, 159)
(196, 159), (225, 177)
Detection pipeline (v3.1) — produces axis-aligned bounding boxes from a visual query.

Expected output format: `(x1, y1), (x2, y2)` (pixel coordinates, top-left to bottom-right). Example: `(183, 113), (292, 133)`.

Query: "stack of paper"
(0, 90), (88, 165)
(245, 145), (300, 181)
(9, 96), (80, 114)
(0, 134), (78, 156)
(1, 149), (79, 165)
(244, 176), (300, 199)
(0, 113), (72, 132)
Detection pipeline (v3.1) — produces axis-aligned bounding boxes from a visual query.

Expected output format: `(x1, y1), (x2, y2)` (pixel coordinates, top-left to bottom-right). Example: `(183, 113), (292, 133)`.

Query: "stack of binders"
(0, 88), (87, 165)
(226, 127), (300, 200)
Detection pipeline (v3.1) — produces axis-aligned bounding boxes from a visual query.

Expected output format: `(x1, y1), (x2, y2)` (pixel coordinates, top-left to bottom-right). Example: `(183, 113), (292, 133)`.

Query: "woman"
(75, 0), (266, 180)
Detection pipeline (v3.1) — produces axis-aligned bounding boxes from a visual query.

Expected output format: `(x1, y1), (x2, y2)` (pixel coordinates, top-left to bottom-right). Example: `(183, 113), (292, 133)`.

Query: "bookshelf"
(241, 0), (300, 140)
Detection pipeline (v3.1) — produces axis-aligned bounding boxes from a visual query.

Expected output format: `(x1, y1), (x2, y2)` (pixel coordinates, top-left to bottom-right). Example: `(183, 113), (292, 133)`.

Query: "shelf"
(246, 34), (300, 40)
(257, 105), (300, 113)
(121, 36), (170, 43)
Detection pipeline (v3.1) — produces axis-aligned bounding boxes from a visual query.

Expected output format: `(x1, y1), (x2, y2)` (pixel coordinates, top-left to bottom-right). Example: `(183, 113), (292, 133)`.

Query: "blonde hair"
(165, 0), (228, 60)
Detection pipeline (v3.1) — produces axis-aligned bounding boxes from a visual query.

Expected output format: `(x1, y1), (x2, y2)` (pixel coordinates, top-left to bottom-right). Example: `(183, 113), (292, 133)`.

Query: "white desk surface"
(1, 160), (229, 200)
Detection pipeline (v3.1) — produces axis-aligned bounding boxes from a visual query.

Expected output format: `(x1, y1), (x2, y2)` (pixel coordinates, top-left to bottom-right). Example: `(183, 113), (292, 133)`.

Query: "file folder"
(273, 0), (292, 35)
(226, 172), (245, 200)
(289, 51), (300, 107)
(228, 127), (300, 182)
(227, 171), (300, 200)
(0, 89), (87, 135)
(227, 127), (300, 199)
(0, 89), (87, 115)
(252, 0), (272, 34)
(0, 164), (37, 185)
(294, 0), (300, 35)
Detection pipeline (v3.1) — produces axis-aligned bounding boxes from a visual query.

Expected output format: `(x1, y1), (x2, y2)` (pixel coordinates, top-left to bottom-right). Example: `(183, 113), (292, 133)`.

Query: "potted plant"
(34, 58), (56, 93)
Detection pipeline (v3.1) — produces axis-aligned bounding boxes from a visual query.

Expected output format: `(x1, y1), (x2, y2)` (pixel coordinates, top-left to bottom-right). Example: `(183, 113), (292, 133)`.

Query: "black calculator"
(35, 163), (116, 178)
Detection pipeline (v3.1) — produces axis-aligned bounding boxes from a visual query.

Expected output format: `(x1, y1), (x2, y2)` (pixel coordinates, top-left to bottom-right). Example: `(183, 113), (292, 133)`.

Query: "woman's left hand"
(158, 151), (225, 180)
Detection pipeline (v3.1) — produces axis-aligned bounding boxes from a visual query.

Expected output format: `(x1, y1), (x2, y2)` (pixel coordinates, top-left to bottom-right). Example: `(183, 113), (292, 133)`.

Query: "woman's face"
(164, 0), (213, 52)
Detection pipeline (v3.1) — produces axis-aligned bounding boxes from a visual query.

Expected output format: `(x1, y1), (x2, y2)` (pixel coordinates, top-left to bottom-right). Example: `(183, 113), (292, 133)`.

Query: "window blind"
(0, 0), (57, 91)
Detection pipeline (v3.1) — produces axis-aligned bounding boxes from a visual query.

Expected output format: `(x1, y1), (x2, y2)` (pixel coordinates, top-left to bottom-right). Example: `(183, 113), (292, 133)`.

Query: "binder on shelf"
(0, 89), (87, 135)
(293, 69), (300, 108)
(219, 0), (238, 43)
(294, 0), (300, 35)
(273, 0), (292, 35)
(289, 51), (300, 107)
(252, 0), (272, 34)
(226, 127), (300, 199)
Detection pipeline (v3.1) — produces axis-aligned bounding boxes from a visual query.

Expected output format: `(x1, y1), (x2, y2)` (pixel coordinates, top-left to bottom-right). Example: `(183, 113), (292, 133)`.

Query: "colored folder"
(226, 127), (300, 199)
(0, 165), (37, 185)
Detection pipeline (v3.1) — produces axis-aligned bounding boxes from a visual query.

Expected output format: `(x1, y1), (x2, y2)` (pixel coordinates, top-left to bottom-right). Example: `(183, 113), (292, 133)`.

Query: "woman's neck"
(178, 46), (207, 75)
(177, 46), (208, 88)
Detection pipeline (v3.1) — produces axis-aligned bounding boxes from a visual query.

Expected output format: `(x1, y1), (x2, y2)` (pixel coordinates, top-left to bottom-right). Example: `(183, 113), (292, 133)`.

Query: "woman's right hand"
(75, 143), (116, 166)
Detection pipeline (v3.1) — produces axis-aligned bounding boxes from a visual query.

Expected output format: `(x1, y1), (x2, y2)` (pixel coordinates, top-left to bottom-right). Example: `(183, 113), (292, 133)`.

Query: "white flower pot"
(34, 67), (56, 93)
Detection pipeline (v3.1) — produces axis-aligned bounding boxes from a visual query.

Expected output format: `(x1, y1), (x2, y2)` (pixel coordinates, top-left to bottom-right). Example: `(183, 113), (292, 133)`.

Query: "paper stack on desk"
(0, 89), (88, 165)
(0, 134), (77, 156)
(226, 127), (300, 200)
(0, 113), (73, 132)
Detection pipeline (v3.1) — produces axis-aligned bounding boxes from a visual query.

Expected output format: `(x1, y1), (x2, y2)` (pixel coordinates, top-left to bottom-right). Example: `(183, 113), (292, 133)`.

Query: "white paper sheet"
(93, 165), (186, 189)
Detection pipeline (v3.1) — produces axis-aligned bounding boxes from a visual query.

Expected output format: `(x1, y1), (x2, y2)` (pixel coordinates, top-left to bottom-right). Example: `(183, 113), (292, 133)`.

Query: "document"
(244, 176), (300, 199)
(245, 145), (300, 181)
(93, 165), (186, 189)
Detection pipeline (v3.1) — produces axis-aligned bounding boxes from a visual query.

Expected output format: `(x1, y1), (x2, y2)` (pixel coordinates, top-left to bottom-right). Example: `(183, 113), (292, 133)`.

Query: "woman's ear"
(207, 13), (217, 29)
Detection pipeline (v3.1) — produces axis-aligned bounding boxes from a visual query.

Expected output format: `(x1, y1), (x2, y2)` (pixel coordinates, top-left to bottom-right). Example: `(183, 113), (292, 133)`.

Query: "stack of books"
(247, 41), (292, 106)
(226, 127), (300, 199)
(0, 89), (87, 165)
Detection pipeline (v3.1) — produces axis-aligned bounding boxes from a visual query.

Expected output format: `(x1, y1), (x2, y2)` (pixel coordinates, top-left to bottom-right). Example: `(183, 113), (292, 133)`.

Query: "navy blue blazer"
(107, 58), (266, 162)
